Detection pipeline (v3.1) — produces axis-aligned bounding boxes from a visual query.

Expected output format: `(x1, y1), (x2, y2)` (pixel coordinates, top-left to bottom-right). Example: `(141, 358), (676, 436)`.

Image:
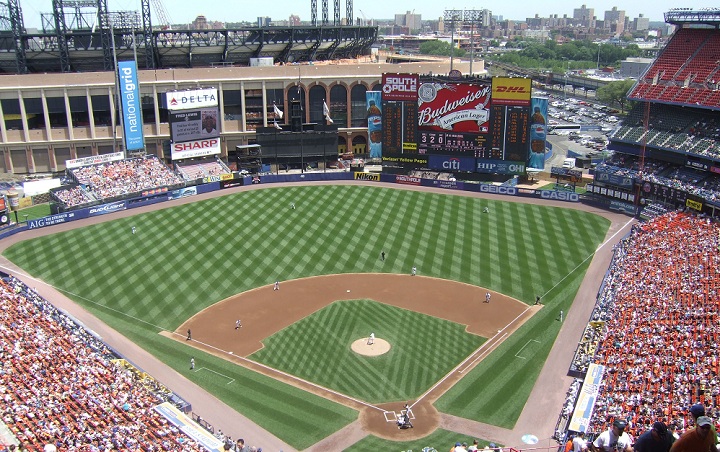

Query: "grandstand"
(558, 211), (720, 445)
(0, 275), (227, 451)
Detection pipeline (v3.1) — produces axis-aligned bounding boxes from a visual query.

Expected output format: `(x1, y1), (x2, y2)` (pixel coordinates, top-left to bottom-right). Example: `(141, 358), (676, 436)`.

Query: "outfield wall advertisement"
(117, 61), (144, 152)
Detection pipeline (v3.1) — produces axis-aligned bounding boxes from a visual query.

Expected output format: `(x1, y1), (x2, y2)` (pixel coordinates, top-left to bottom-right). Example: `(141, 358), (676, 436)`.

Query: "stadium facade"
(0, 60), (479, 174)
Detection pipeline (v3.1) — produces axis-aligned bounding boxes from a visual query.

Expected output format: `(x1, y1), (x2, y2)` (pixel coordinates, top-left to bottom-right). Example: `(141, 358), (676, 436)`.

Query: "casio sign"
(479, 185), (517, 195)
(540, 191), (579, 202)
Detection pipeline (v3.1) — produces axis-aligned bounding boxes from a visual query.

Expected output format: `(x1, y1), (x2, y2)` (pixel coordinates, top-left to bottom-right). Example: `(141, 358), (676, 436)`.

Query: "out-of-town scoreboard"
(380, 74), (532, 175)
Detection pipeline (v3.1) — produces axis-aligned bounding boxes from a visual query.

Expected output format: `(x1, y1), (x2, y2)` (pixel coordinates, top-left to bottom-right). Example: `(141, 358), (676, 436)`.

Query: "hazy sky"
(17, 0), (680, 30)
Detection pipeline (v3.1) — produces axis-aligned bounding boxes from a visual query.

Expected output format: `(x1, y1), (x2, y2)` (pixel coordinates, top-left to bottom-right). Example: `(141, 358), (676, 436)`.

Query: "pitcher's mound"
(351, 338), (391, 356)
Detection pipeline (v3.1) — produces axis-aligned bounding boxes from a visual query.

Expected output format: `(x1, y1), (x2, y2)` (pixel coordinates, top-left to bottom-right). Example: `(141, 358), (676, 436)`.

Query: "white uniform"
(368, 333), (375, 345)
(592, 429), (632, 451)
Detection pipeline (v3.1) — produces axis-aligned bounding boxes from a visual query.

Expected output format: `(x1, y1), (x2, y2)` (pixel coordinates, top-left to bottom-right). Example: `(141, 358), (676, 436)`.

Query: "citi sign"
(443, 158), (462, 170)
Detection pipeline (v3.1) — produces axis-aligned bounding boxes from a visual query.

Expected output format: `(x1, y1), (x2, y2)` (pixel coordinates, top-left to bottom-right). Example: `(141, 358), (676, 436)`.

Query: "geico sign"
(494, 86), (530, 94)
(173, 139), (219, 151)
(479, 185), (516, 195)
(383, 76), (417, 93)
(540, 191), (579, 202)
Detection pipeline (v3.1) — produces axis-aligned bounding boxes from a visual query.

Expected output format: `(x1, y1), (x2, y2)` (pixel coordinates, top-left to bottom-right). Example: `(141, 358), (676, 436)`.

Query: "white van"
(562, 157), (576, 169)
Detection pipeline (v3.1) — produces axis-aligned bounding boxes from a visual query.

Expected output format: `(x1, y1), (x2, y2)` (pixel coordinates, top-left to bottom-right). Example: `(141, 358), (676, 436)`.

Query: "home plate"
(347, 290), (351, 292)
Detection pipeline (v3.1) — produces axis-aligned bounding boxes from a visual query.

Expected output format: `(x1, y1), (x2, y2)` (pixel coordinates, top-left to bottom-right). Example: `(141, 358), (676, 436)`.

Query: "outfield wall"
(0, 171), (582, 239)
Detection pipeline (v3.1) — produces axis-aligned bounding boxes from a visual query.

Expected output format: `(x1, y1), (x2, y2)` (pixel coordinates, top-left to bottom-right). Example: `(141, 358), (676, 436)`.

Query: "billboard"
(170, 108), (220, 142)
(418, 82), (491, 133)
(367, 91), (382, 159)
(428, 155), (476, 172)
(66, 152), (125, 169)
(117, 60), (144, 151)
(476, 160), (527, 175)
(528, 97), (548, 170)
(165, 88), (219, 111)
(171, 137), (221, 160)
(568, 363), (606, 433)
(381, 73), (419, 101)
(491, 77), (532, 106)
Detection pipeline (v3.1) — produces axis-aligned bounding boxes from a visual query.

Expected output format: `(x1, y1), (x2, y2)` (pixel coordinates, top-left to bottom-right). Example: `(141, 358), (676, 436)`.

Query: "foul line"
(538, 217), (635, 300)
(195, 367), (235, 385)
(515, 339), (540, 360)
(416, 305), (533, 404)
(0, 264), (386, 413)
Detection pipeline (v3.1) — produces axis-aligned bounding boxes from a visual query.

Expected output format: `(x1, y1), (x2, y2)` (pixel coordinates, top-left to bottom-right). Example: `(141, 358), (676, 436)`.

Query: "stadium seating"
(565, 211), (720, 441)
(0, 277), (214, 450)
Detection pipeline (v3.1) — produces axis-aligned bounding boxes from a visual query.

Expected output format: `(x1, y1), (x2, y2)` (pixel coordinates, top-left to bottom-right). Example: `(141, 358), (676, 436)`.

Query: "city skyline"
(16, 0), (681, 30)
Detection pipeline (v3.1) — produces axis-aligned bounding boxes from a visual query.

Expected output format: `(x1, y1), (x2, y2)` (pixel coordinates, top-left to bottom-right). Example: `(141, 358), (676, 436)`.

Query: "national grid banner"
(117, 61), (144, 151)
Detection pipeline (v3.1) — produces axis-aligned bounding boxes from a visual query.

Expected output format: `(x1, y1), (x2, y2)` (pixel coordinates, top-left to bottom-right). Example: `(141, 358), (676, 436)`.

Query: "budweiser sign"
(417, 82), (491, 133)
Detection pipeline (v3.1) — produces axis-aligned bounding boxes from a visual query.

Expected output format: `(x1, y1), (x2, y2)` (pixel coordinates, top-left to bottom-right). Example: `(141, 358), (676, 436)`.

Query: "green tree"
(418, 40), (465, 57)
(597, 79), (636, 112)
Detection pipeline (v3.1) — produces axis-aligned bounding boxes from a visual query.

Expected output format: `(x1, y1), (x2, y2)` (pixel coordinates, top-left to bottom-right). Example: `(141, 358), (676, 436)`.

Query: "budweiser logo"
(418, 86), (490, 128)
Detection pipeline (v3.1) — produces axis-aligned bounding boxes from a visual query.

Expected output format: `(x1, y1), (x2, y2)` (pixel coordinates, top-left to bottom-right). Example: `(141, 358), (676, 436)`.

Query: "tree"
(418, 40), (465, 57)
(597, 79), (636, 112)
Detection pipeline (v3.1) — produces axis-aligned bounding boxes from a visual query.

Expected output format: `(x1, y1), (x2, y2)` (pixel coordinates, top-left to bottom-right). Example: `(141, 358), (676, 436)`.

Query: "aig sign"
(382, 73), (419, 101)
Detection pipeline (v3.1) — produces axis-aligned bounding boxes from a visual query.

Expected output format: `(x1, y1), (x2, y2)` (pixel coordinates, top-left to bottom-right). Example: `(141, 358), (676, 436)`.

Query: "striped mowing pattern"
(3, 185), (610, 448)
(250, 299), (484, 403)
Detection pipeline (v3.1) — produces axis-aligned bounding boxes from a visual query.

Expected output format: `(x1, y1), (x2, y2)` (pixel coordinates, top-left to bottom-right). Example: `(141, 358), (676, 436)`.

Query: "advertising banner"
(528, 97), (548, 170)
(168, 186), (198, 200)
(165, 88), (219, 110)
(476, 160), (526, 175)
(594, 168), (635, 189)
(28, 211), (86, 230)
(569, 363), (606, 433)
(117, 61), (144, 151)
(354, 172), (380, 181)
(170, 108), (220, 142)
(66, 152), (125, 169)
(367, 91), (382, 159)
(428, 155), (476, 172)
(381, 73), (419, 101)
(491, 77), (532, 106)
(154, 402), (224, 451)
(88, 201), (127, 217)
(394, 175), (422, 185)
(418, 82), (491, 133)
(171, 137), (221, 160)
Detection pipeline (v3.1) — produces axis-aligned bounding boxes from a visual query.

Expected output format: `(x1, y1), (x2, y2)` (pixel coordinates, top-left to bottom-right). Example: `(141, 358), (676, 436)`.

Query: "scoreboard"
(489, 105), (530, 161)
(418, 131), (488, 157)
(382, 101), (418, 153)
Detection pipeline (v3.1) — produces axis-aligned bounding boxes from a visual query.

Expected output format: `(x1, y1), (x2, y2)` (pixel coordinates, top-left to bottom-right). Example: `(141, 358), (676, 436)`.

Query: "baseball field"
(2, 183), (611, 450)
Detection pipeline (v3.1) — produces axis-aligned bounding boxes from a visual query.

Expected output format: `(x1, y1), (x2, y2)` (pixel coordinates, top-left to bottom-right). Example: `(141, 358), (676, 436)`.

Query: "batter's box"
(383, 411), (398, 423)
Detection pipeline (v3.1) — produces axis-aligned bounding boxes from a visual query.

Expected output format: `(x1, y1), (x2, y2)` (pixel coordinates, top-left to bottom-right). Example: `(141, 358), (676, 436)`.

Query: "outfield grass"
(344, 428), (500, 452)
(251, 299), (485, 403)
(2, 185), (610, 449)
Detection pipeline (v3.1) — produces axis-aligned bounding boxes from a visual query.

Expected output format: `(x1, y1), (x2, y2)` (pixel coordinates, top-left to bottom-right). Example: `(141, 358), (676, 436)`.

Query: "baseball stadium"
(0, 4), (720, 452)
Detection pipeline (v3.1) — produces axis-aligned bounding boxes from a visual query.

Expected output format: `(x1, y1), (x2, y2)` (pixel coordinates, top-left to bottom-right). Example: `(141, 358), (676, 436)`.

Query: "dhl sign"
(491, 77), (532, 106)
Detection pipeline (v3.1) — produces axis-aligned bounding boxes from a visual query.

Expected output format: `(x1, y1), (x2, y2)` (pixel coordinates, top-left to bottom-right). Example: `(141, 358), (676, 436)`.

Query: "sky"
(17, 0), (681, 30)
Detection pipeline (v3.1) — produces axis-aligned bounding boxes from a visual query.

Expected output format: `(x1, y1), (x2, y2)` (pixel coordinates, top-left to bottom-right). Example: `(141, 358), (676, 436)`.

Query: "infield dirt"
(166, 273), (539, 440)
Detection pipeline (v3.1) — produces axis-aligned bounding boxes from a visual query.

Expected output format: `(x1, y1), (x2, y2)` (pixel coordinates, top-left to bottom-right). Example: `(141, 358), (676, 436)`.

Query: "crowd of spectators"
(51, 186), (96, 208)
(567, 211), (720, 442)
(70, 157), (182, 201)
(594, 153), (720, 205)
(0, 276), (222, 451)
(177, 160), (230, 181)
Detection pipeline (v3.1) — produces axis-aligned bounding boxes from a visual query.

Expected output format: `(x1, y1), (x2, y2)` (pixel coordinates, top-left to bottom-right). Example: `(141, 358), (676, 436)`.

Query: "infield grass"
(3, 185), (610, 449)
(251, 299), (485, 403)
